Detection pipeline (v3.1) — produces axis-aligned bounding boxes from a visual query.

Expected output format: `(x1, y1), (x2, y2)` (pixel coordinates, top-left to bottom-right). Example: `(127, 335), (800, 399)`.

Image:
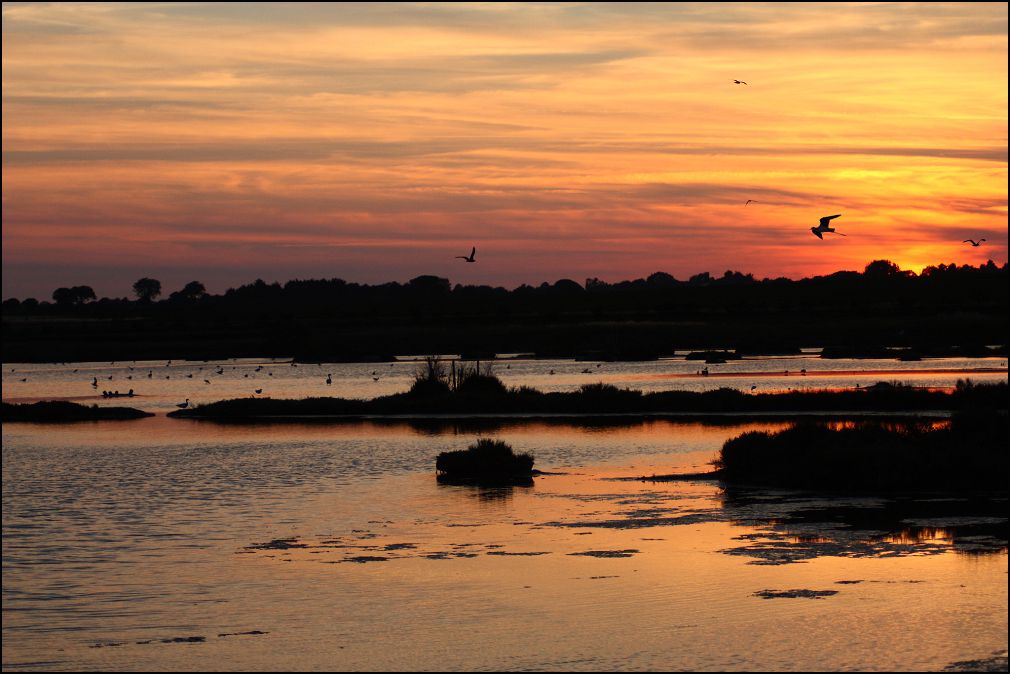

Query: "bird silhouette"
(811, 214), (845, 239)
(963, 238), (986, 247)
(745, 199), (756, 206)
(326, 374), (332, 385)
(254, 388), (263, 394)
(734, 79), (748, 85)
(456, 246), (476, 263)
(176, 398), (190, 409)
(204, 379), (211, 384)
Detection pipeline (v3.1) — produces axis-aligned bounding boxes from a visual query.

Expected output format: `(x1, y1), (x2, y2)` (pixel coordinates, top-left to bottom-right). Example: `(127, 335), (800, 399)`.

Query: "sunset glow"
(2, 2), (1007, 298)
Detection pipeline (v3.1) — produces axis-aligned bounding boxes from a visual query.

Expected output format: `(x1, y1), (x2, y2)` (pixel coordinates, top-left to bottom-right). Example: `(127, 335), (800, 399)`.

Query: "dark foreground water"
(2, 416), (1006, 671)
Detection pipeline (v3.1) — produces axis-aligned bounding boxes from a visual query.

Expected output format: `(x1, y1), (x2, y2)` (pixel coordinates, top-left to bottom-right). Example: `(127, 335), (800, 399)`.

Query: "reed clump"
(435, 438), (535, 484)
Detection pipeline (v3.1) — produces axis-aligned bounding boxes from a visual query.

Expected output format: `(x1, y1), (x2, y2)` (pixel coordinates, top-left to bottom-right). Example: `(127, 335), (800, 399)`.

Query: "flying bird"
(811, 214), (845, 239)
(734, 80), (748, 85)
(456, 246), (476, 263)
(745, 200), (756, 206)
(963, 238), (986, 247)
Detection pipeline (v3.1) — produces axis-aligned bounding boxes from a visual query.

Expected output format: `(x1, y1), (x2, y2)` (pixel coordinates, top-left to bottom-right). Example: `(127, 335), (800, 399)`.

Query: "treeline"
(2, 260), (1006, 362)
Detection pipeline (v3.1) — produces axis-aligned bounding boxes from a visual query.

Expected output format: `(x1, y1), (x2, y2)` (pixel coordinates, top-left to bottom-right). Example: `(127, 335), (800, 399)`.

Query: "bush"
(435, 438), (535, 484)
(714, 412), (1007, 491)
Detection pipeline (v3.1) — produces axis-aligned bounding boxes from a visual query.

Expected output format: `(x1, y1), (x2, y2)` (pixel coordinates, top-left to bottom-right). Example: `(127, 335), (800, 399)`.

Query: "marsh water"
(2, 358), (1008, 671)
(3, 353), (1007, 413)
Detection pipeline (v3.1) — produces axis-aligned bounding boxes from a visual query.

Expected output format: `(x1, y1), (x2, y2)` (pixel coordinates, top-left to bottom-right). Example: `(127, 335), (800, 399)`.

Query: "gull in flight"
(734, 80), (748, 85)
(456, 246), (476, 263)
(811, 214), (845, 239)
(745, 200), (756, 206)
(963, 238), (986, 247)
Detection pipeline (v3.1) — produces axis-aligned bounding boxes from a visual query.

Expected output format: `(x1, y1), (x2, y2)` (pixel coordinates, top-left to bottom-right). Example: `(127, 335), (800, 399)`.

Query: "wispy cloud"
(2, 2), (1006, 297)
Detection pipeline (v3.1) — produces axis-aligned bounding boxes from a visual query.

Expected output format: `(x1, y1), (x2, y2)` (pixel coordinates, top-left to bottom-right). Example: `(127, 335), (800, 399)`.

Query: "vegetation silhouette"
(2, 259), (1006, 362)
(167, 373), (1006, 420)
(52, 285), (96, 307)
(1, 400), (153, 422)
(711, 410), (1007, 492)
(435, 438), (535, 486)
(132, 277), (162, 303)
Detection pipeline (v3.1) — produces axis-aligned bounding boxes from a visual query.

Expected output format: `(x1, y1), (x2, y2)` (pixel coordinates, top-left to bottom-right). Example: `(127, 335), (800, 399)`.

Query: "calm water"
(2, 415), (1007, 671)
(2, 353), (1007, 413)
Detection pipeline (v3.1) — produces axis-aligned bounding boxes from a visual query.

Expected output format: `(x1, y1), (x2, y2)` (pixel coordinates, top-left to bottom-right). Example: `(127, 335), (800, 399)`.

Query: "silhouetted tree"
(169, 280), (207, 302)
(863, 260), (902, 278)
(646, 271), (679, 287)
(52, 285), (95, 306)
(52, 287), (74, 306)
(132, 277), (162, 302)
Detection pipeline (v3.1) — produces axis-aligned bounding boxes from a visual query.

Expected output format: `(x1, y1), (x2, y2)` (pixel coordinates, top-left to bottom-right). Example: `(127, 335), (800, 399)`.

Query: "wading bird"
(176, 399), (190, 409)
(811, 214), (845, 239)
(456, 246), (476, 263)
(963, 238), (986, 247)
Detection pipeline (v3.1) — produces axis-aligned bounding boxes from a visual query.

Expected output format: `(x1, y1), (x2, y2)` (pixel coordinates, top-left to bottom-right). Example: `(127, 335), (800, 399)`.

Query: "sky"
(2, 2), (1007, 299)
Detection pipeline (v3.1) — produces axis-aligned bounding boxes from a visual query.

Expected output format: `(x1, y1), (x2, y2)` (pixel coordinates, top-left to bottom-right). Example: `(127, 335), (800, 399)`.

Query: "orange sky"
(2, 2), (1007, 298)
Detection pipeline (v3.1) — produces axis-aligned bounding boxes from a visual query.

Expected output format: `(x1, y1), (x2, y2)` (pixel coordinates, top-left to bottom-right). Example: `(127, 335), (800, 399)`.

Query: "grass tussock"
(435, 438), (535, 485)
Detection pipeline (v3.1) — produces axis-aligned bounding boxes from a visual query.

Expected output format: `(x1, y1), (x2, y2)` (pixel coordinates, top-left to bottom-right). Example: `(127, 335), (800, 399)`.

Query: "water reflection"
(715, 488), (1008, 563)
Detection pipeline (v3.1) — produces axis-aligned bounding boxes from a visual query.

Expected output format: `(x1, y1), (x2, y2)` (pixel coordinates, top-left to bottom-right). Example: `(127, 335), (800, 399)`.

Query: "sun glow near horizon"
(2, 2), (1006, 298)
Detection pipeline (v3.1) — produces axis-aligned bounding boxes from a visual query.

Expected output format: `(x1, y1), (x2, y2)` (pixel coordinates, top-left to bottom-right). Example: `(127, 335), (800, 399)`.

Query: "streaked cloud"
(2, 2), (1006, 298)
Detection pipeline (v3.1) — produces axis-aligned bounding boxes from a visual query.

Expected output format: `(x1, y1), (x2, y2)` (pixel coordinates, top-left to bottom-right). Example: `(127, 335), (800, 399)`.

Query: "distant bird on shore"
(326, 374), (332, 385)
(254, 388), (262, 394)
(811, 214), (845, 239)
(176, 399), (190, 409)
(963, 238), (986, 247)
(456, 246), (476, 263)
(734, 79), (747, 85)
(373, 376), (380, 381)
(204, 379), (211, 384)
